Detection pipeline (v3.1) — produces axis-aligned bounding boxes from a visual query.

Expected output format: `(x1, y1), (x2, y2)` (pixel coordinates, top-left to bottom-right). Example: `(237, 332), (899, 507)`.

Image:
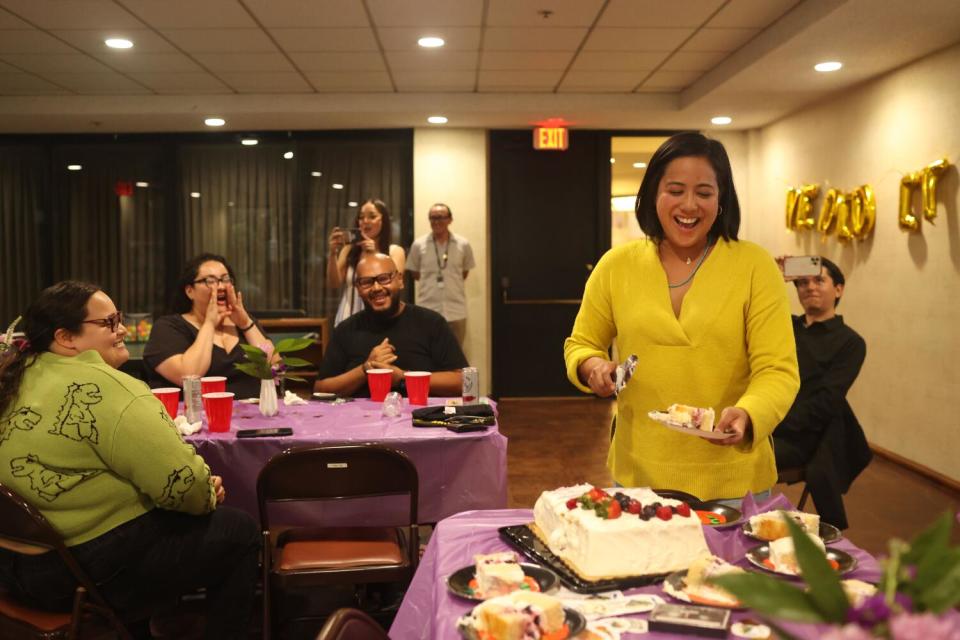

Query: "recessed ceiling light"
(711, 116), (733, 125)
(332, 183), (344, 190)
(348, 201), (358, 207)
(67, 164), (82, 171)
(241, 138), (258, 146)
(311, 171), (323, 177)
(190, 192), (201, 199)
(633, 162), (647, 169)
(427, 115), (448, 124)
(418, 36), (445, 48)
(104, 38), (133, 49)
(283, 151), (294, 159)
(814, 61), (843, 73)
(204, 117), (226, 127)
(135, 181), (149, 188)
(610, 158), (616, 164)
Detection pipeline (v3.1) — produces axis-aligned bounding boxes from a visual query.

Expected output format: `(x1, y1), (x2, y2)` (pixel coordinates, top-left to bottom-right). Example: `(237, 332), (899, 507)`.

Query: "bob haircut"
(634, 131), (741, 244)
(170, 253), (238, 314)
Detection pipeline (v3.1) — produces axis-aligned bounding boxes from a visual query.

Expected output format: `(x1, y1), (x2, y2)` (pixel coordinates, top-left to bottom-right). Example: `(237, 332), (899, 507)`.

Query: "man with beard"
(315, 253), (468, 397)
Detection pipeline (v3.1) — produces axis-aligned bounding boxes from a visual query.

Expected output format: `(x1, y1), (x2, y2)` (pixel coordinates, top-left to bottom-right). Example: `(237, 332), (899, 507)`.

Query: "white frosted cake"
(749, 511), (820, 541)
(768, 533), (825, 574)
(667, 403), (715, 432)
(532, 484), (710, 580)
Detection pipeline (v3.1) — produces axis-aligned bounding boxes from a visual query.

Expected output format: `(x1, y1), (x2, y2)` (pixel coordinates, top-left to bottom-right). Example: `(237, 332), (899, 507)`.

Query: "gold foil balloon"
(817, 188), (840, 235)
(899, 172), (922, 231)
(847, 185), (876, 240)
(797, 185), (819, 230)
(786, 187), (799, 229)
(921, 158), (950, 222)
(836, 192), (855, 242)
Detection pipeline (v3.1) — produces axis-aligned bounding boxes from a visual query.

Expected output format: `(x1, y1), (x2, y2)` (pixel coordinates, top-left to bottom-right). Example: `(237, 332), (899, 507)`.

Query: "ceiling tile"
(117, 0), (257, 28)
(0, 30), (75, 54)
(0, 59), (15, 71)
(40, 71), (152, 94)
(0, 0), (145, 29)
(392, 69), (474, 91)
(367, 0), (483, 27)
(304, 71), (392, 92)
(51, 29), (178, 54)
(599, 0), (726, 28)
(129, 71), (231, 93)
(639, 68), (703, 89)
(377, 27), (480, 51)
(659, 50), (728, 71)
(0, 53), (113, 73)
(289, 52), (385, 72)
(570, 50), (667, 71)
(160, 29), (278, 54)
(559, 70), (644, 91)
(487, 0), (606, 27)
(270, 28), (378, 52)
(583, 27), (693, 51)
(483, 27), (586, 51)
(707, 0), (800, 28)
(243, 0), (369, 28)
(0, 71), (69, 94)
(477, 69), (561, 90)
(681, 27), (759, 52)
(0, 8), (30, 28)
(386, 50), (477, 71)
(192, 52), (294, 73)
(95, 52), (202, 73)
(480, 50), (573, 70)
(216, 71), (313, 93)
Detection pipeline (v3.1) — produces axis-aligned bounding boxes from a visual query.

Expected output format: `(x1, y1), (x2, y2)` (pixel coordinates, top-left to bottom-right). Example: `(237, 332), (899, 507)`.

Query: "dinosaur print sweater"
(0, 350), (216, 546)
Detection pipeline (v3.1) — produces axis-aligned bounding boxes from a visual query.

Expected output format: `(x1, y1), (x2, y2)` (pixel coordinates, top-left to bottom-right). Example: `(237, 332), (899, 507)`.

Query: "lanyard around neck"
(431, 235), (449, 272)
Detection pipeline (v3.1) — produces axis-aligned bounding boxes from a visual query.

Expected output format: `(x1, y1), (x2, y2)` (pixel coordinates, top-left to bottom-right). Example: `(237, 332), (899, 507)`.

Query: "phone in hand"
(236, 427), (293, 438)
(783, 255), (822, 278)
(343, 228), (364, 244)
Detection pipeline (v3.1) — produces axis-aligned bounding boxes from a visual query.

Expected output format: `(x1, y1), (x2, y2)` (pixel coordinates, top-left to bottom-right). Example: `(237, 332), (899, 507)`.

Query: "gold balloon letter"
(921, 158), (949, 222)
(817, 188), (840, 235)
(785, 184), (819, 230)
(899, 172), (922, 231)
(849, 185), (876, 240)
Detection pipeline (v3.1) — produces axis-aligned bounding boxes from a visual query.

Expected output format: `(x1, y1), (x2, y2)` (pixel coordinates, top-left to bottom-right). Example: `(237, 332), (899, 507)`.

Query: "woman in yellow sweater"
(564, 132), (799, 502)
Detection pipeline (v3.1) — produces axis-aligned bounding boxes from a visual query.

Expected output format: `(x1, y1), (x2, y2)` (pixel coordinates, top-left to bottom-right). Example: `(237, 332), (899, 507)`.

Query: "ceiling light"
(104, 38), (133, 49)
(241, 138), (258, 146)
(348, 201), (358, 207)
(332, 183), (344, 190)
(711, 116), (732, 125)
(633, 162), (647, 169)
(418, 36), (445, 48)
(135, 181), (149, 188)
(283, 151), (294, 159)
(190, 192), (201, 198)
(67, 164), (82, 171)
(311, 171), (323, 177)
(204, 117), (226, 127)
(610, 158), (616, 164)
(427, 115), (448, 124)
(814, 61), (843, 73)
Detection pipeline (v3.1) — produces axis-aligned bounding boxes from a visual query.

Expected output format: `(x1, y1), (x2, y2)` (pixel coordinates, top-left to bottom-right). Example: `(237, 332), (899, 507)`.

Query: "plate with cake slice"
(746, 540), (857, 577)
(662, 555), (746, 609)
(447, 552), (559, 601)
(742, 511), (841, 543)
(648, 404), (734, 440)
(456, 591), (585, 640)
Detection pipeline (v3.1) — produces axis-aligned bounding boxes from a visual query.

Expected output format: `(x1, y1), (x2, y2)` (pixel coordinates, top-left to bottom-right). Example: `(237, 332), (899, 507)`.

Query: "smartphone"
(343, 227), (364, 244)
(783, 255), (822, 277)
(236, 427), (293, 438)
(446, 423), (490, 433)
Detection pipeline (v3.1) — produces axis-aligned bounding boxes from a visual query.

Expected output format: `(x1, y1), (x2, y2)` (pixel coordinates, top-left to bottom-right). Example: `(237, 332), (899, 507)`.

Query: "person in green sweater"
(564, 132), (800, 504)
(0, 281), (259, 639)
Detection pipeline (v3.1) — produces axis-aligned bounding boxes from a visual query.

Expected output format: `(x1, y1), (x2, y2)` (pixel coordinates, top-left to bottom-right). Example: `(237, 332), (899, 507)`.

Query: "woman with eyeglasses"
(143, 253), (270, 398)
(0, 281), (260, 638)
(327, 198), (406, 326)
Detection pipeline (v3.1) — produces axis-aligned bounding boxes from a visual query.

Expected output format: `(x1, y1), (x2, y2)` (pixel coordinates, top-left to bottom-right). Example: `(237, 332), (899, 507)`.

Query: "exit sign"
(533, 126), (568, 151)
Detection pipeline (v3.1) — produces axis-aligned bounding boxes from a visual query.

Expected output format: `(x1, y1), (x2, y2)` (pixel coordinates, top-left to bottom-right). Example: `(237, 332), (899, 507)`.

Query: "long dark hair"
(635, 131), (741, 244)
(0, 281), (100, 419)
(347, 198), (393, 270)
(170, 253), (237, 314)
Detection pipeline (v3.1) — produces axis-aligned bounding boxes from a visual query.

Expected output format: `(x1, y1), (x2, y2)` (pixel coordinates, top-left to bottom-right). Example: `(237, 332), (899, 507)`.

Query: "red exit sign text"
(533, 126), (569, 151)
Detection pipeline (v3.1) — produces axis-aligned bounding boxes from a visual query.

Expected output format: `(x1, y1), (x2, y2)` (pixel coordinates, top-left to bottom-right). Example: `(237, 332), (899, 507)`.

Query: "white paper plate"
(648, 411), (734, 440)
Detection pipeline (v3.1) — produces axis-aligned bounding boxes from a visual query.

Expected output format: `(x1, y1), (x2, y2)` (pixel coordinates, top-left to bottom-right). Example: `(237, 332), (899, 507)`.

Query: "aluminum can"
(462, 367), (479, 404)
(182, 375), (204, 423)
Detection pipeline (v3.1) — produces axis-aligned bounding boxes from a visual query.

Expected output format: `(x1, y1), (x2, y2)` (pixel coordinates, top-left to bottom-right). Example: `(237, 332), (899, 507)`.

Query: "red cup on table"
(202, 392), (235, 432)
(152, 387), (180, 418)
(366, 368), (393, 402)
(404, 371), (430, 406)
(201, 376), (227, 415)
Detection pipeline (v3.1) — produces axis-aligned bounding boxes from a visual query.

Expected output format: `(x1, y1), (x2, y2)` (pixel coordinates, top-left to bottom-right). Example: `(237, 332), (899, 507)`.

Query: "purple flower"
(889, 612), (960, 640)
(893, 592), (913, 613)
(822, 624), (876, 640)
(847, 593), (892, 628)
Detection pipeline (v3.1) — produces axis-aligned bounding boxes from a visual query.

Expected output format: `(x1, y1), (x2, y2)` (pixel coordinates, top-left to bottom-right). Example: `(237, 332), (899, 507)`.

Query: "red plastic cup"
(366, 368), (393, 402)
(202, 392), (235, 433)
(152, 387), (180, 418)
(201, 376), (227, 395)
(404, 371), (431, 406)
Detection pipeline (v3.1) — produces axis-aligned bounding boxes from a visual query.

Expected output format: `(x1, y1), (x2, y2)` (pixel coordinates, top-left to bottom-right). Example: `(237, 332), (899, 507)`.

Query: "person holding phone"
(327, 198), (406, 326)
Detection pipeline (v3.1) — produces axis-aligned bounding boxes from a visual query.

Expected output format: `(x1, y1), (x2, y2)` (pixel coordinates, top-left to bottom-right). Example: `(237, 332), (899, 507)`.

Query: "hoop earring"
(718, 205), (723, 216)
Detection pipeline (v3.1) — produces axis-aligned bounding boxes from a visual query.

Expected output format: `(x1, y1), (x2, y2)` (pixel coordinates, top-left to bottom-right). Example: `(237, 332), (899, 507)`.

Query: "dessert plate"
(745, 543), (857, 577)
(446, 563), (559, 601)
(662, 569), (744, 609)
(741, 520), (842, 544)
(457, 605), (585, 640)
(689, 501), (741, 527)
(648, 411), (734, 440)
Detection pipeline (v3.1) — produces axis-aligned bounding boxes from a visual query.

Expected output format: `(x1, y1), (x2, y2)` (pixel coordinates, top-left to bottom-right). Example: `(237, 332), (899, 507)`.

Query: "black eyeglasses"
(82, 311), (124, 333)
(193, 275), (233, 287)
(429, 215), (451, 221)
(355, 272), (397, 289)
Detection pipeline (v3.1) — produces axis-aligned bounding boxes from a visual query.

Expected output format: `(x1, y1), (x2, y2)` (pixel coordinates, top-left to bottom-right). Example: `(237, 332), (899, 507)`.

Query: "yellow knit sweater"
(564, 238), (799, 500)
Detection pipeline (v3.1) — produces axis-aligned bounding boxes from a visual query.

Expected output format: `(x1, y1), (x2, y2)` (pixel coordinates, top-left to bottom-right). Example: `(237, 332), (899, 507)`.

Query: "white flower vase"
(259, 379), (279, 417)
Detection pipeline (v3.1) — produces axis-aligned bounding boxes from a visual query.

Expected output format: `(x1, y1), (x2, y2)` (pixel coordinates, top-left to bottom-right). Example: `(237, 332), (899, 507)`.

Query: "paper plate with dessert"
(742, 511), (841, 543)
(447, 552), (559, 601)
(648, 404), (733, 440)
(456, 591), (585, 640)
(745, 535), (857, 577)
(662, 555), (746, 609)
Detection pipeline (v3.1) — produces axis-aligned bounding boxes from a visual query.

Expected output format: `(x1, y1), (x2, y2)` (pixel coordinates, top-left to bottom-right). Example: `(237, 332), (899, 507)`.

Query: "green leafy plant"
(710, 511), (960, 639)
(234, 338), (314, 382)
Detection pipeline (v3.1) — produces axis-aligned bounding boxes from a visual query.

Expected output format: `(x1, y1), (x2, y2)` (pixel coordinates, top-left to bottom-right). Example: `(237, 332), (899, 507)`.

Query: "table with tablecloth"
(185, 398), (508, 524)
(390, 493), (882, 639)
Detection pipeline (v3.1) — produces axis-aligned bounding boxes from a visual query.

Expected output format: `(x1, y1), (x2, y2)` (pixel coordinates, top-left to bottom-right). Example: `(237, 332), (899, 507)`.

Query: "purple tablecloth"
(185, 398), (508, 524)
(390, 493), (882, 639)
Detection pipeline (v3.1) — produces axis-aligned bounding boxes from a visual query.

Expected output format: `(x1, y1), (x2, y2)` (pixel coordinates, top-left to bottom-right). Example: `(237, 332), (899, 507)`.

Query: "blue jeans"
(0, 506), (259, 640)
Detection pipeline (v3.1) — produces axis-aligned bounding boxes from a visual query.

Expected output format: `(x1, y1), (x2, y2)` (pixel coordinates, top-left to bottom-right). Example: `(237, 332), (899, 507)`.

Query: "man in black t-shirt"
(315, 253), (468, 397)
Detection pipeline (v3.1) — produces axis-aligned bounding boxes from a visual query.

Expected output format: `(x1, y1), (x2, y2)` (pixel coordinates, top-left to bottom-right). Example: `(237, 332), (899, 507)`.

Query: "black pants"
(0, 506), (260, 640)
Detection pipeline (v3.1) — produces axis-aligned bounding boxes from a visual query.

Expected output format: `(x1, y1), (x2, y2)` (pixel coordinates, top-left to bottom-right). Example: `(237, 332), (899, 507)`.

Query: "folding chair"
(313, 607), (389, 640)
